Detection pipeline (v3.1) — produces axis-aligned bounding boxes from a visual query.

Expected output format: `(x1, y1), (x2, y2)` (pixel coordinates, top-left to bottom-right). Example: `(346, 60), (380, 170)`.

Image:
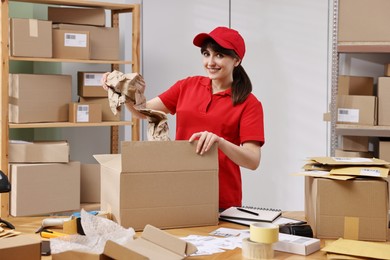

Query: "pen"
(237, 207), (259, 216)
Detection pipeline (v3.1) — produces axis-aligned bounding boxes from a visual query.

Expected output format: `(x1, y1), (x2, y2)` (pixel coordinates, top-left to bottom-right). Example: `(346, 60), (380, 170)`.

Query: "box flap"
(141, 224), (197, 256)
(52, 250), (110, 260)
(103, 240), (148, 260)
(115, 225), (197, 259)
(93, 154), (121, 171)
(120, 141), (218, 172)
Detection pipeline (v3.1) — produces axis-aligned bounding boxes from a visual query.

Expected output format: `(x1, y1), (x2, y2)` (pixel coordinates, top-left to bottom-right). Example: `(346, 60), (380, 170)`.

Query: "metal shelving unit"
(330, 0), (390, 155)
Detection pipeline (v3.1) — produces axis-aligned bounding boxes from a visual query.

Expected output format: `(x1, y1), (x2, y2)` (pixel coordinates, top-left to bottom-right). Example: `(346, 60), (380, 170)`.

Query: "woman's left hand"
(189, 131), (223, 155)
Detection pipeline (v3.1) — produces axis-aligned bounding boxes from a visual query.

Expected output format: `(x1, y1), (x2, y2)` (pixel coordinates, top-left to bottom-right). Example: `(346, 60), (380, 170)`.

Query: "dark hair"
(201, 38), (252, 105)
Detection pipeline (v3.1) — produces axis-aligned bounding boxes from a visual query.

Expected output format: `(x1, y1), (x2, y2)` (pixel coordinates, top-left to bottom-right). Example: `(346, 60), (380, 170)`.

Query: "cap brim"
(193, 33), (212, 47)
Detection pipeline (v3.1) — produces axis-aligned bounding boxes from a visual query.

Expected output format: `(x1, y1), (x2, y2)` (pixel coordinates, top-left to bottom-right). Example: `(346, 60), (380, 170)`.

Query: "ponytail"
(232, 64), (252, 105)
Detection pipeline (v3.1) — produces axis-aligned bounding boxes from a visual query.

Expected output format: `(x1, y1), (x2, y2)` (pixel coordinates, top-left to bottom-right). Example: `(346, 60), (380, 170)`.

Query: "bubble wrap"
(51, 209), (135, 254)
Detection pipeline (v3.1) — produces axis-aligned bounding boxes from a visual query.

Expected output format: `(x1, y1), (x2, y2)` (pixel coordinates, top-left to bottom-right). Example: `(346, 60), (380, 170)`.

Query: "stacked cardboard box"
(336, 75), (376, 126)
(10, 18), (52, 58)
(49, 6), (119, 61)
(335, 136), (373, 158)
(298, 156), (389, 241)
(9, 74), (72, 123)
(377, 76), (390, 126)
(77, 72), (119, 122)
(68, 102), (102, 123)
(8, 140), (80, 216)
(336, 75), (376, 157)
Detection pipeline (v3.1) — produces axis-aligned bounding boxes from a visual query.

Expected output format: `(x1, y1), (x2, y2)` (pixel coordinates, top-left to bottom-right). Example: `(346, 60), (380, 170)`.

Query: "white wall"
(142, 0), (330, 210)
(60, 0), (330, 210)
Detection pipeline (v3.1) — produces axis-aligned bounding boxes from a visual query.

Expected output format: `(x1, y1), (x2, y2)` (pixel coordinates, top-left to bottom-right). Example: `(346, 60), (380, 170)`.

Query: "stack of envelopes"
(297, 156), (390, 179)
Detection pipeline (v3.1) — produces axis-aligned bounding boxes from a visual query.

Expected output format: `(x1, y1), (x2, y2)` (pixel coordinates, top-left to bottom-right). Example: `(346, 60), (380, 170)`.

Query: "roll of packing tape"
(249, 222), (279, 244)
(242, 237), (274, 260)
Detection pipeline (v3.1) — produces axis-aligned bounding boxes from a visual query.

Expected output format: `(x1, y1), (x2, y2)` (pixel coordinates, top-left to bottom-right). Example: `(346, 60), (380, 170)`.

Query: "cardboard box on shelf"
(0, 235), (41, 260)
(10, 161), (81, 216)
(337, 95), (377, 125)
(52, 29), (90, 60)
(80, 164), (101, 203)
(334, 149), (373, 158)
(9, 73), (72, 123)
(338, 75), (374, 96)
(385, 64), (390, 76)
(305, 176), (389, 241)
(377, 77), (390, 126)
(379, 141), (390, 162)
(9, 140), (69, 163)
(69, 103), (102, 123)
(94, 141), (219, 231)
(53, 24), (119, 60)
(338, 0), (390, 42)
(340, 136), (369, 152)
(53, 225), (197, 260)
(48, 6), (106, 27)
(10, 18), (52, 58)
(79, 97), (120, 122)
(78, 71), (107, 97)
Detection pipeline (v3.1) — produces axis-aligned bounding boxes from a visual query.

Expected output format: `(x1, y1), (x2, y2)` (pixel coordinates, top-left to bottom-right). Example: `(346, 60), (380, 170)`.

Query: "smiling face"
(202, 48), (239, 82)
(200, 39), (241, 88)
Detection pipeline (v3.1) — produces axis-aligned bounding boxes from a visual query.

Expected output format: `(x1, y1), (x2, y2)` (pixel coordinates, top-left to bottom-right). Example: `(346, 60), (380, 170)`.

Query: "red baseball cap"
(193, 26), (246, 60)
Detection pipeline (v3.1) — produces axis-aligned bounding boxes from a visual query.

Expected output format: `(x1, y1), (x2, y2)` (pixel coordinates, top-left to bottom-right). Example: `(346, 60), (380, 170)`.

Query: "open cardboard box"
(94, 141), (219, 231)
(52, 224), (197, 260)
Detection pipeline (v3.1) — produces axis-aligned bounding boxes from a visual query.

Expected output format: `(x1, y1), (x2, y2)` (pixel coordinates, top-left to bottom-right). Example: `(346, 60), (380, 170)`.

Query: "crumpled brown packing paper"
(105, 70), (170, 141)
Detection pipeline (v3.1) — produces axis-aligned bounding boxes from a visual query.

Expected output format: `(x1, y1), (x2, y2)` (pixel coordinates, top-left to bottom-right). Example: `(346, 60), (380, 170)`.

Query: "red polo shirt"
(159, 76), (265, 209)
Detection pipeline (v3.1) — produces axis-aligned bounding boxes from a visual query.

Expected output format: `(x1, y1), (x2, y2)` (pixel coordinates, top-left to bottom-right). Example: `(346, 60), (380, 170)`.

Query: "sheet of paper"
(181, 228), (250, 256)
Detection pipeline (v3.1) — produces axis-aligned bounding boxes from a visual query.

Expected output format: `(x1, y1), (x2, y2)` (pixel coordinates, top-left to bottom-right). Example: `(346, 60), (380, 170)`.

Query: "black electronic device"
(0, 170), (15, 229)
(279, 223), (314, 238)
(41, 240), (51, 256)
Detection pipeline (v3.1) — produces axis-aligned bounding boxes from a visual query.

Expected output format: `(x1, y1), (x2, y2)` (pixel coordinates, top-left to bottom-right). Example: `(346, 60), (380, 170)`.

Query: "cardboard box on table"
(305, 176), (389, 241)
(0, 235), (41, 260)
(52, 225), (197, 260)
(9, 74), (72, 123)
(8, 140), (69, 163)
(94, 141), (219, 231)
(10, 161), (81, 216)
(10, 18), (52, 58)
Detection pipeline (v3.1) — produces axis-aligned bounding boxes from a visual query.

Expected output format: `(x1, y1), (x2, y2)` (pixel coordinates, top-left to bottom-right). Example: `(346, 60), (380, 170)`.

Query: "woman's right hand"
(101, 72), (110, 91)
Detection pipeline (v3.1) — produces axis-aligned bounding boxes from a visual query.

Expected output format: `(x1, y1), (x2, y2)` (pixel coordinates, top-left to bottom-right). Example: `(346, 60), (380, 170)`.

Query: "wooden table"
(4, 211), (388, 259)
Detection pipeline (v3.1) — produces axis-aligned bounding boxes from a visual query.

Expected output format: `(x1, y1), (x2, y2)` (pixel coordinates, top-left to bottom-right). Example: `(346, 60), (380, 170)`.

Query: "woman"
(104, 26), (265, 209)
